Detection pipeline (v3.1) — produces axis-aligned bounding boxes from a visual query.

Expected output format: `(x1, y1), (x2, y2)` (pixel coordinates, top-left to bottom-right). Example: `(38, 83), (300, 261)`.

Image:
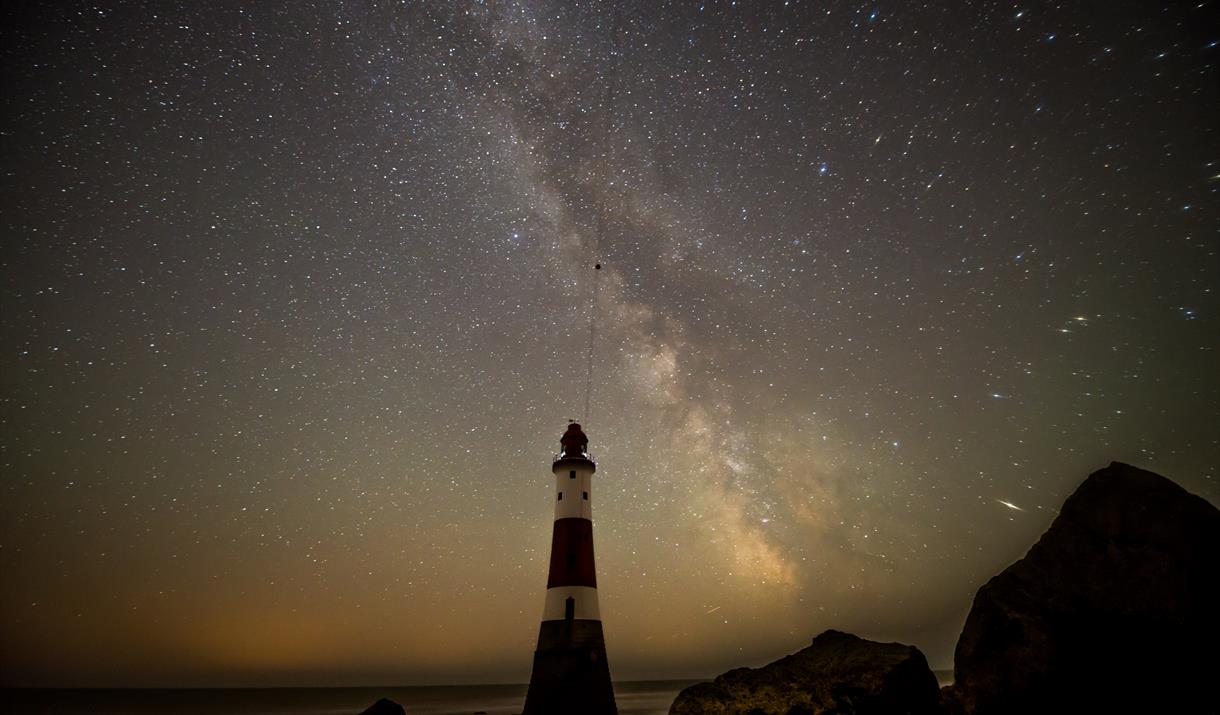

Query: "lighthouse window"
(583, 491), (589, 500)
(569, 470), (576, 479)
(557, 492), (563, 500)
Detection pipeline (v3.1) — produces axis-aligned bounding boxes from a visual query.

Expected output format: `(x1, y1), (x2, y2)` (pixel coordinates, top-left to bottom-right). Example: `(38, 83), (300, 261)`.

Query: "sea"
(1, 673), (954, 714)
(0, 681), (680, 715)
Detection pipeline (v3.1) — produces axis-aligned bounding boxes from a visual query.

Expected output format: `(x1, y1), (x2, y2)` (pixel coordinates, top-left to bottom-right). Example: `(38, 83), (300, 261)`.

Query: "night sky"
(2, 0), (1217, 688)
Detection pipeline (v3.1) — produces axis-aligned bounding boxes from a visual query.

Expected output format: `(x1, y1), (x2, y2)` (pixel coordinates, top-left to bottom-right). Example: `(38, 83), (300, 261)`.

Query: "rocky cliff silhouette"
(669, 462), (1219, 715)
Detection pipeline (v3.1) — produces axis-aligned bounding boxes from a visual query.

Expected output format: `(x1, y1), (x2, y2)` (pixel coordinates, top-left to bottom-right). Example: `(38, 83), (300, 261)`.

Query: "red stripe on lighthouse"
(546, 518), (597, 589)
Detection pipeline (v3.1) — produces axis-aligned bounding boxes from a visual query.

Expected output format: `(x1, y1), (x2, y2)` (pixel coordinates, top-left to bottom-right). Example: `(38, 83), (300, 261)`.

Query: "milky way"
(2, 1), (1217, 687)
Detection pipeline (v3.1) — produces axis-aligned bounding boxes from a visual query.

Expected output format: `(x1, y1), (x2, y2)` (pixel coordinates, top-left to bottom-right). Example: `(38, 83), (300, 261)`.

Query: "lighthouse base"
(523, 619), (617, 715)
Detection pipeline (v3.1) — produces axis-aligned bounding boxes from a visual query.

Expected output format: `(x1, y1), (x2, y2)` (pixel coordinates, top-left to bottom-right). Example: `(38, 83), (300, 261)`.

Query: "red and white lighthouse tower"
(522, 422), (617, 714)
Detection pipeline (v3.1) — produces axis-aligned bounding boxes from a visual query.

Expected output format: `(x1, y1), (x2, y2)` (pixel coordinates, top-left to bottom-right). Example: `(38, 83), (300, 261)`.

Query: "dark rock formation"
(669, 629), (941, 715)
(358, 698), (406, 715)
(944, 462), (1220, 715)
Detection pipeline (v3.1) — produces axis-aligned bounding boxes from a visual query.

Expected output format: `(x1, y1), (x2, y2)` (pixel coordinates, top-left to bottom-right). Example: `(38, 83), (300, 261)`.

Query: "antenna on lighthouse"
(582, 259), (601, 424)
(582, 7), (622, 425)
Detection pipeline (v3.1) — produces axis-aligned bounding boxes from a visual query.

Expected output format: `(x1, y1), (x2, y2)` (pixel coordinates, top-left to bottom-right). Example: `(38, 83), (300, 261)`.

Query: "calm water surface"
(1, 680), (697, 715)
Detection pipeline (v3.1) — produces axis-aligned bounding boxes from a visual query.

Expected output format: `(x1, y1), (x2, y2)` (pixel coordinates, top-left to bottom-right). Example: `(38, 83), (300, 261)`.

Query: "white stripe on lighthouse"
(553, 465), (594, 520)
(541, 586), (602, 621)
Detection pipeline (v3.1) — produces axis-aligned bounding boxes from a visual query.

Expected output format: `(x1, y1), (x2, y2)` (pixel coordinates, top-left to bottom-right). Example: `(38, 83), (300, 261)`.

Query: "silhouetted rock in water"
(943, 462), (1220, 715)
(669, 629), (941, 714)
(358, 698), (406, 715)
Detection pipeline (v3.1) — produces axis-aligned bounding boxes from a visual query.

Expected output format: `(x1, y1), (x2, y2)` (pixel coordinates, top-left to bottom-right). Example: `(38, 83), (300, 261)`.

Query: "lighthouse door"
(565, 596), (575, 621)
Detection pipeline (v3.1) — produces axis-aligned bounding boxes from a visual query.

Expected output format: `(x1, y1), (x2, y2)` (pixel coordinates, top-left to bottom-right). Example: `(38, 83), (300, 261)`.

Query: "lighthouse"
(522, 422), (617, 714)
